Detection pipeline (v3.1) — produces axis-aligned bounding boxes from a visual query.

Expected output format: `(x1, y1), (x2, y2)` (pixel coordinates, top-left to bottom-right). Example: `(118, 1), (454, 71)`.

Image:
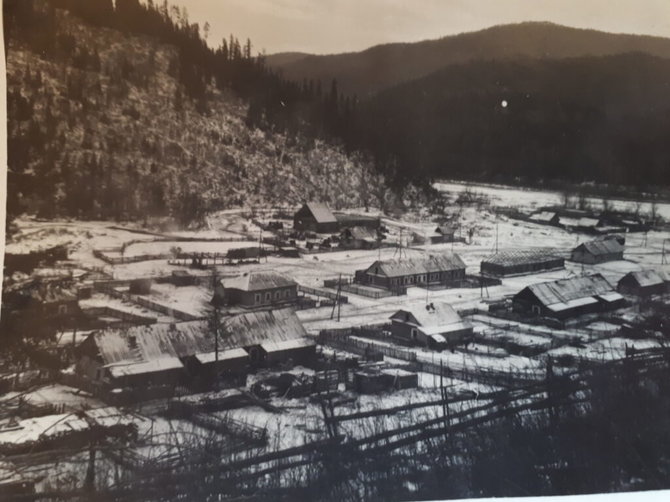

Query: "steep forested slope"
(5, 1), (388, 226)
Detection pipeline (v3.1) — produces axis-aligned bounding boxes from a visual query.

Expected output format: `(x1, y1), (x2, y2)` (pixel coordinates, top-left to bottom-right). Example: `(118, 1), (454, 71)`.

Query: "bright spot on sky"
(501, 100), (508, 108)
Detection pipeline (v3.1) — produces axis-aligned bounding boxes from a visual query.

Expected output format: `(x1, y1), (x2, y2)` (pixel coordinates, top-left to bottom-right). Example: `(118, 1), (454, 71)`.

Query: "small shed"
(529, 211), (560, 226)
(430, 225), (458, 244)
(259, 338), (317, 366)
(341, 226), (378, 249)
(571, 239), (624, 264)
(294, 202), (339, 233)
(617, 270), (668, 297)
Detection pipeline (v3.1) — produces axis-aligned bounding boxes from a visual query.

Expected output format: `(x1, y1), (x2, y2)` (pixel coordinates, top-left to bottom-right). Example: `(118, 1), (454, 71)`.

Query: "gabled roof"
(621, 270), (666, 288)
(89, 308), (307, 371)
(435, 225), (457, 235)
(301, 202), (337, 224)
(482, 249), (562, 267)
(561, 217), (600, 228)
(529, 211), (557, 222)
(521, 274), (619, 308)
(574, 239), (624, 256)
(367, 253), (466, 278)
(220, 308), (308, 348)
(344, 226), (377, 241)
(221, 271), (296, 291)
(391, 303), (471, 335)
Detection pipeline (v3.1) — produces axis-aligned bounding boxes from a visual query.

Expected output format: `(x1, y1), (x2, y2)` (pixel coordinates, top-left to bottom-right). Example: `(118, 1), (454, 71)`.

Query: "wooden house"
(212, 271), (298, 308)
(617, 270), (669, 297)
(340, 226), (378, 249)
(480, 250), (564, 277)
(529, 211), (560, 226)
(293, 202), (339, 233)
(355, 253), (466, 291)
(430, 225), (458, 244)
(571, 239), (624, 264)
(390, 303), (473, 349)
(513, 274), (625, 320)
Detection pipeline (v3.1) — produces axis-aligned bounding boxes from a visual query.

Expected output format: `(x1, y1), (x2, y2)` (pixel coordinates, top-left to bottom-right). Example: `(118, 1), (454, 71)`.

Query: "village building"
(430, 225), (458, 244)
(480, 250), (565, 277)
(513, 274), (625, 320)
(390, 302), (473, 349)
(4, 244), (69, 275)
(355, 253), (466, 291)
(212, 271), (298, 308)
(529, 211), (561, 226)
(340, 226), (378, 249)
(170, 270), (199, 287)
(293, 202), (339, 233)
(75, 308), (314, 390)
(617, 270), (669, 297)
(1, 278), (80, 327)
(570, 239), (624, 264)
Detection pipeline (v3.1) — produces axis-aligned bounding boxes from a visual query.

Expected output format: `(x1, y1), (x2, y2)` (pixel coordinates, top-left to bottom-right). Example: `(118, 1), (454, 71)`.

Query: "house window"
(274, 290), (281, 300)
(255, 293), (261, 304)
(531, 305), (541, 315)
(411, 328), (418, 341)
(95, 368), (103, 381)
(58, 304), (68, 315)
(265, 292), (271, 302)
(284, 289), (290, 298)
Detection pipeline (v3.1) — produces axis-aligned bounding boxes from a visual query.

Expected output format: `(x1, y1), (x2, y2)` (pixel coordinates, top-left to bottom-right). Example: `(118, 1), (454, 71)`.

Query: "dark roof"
(521, 274), (620, 308)
(435, 225), (457, 235)
(221, 271), (297, 291)
(302, 202), (337, 224)
(482, 249), (563, 267)
(368, 253), (466, 278)
(575, 239), (624, 256)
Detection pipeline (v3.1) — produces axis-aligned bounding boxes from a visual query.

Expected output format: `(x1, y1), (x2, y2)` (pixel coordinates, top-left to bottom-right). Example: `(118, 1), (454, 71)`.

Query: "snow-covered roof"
(621, 270), (666, 288)
(482, 249), (563, 267)
(367, 253), (465, 278)
(391, 303), (471, 335)
(522, 274), (617, 308)
(107, 357), (183, 377)
(529, 211), (557, 222)
(221, 271), (296, 291)
(344, 226), (377, 241)
(302, 202), (337, 224)
(435, 225), (457, 235)
(195, 348), (249, 365)
(90, 308), (307, 372)
(575, 239), (624, 256)
(221, 308), (308, 348)
(561, 217), (600, 228)
(597, 292), (625, 303)
(260, 337), (315, 353)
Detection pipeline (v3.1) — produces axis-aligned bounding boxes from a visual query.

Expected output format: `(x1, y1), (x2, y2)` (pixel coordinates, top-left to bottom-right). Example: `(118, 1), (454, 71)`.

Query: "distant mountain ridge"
(267, 22), (670, 97)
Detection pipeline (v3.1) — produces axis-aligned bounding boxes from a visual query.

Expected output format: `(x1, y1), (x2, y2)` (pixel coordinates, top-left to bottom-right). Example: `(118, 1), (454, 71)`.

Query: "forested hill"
(350, 53), (670, 187)
(267, 22), (670, 98)
(4, 0), (389, 226)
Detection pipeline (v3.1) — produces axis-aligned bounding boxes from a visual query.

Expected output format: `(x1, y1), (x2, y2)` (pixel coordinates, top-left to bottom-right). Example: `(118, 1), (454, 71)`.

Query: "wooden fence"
(298, 285), (348, 304)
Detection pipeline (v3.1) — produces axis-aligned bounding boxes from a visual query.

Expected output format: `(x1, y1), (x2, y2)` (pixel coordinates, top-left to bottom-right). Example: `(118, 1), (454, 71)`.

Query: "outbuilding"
(571, 239), (624, 264)
(294, 202), (339, 233)
(617, 270), (669, 297)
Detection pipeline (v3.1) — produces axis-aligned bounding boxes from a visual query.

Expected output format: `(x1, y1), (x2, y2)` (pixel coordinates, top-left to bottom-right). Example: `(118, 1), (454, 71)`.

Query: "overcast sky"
(172, 0), (670, 55)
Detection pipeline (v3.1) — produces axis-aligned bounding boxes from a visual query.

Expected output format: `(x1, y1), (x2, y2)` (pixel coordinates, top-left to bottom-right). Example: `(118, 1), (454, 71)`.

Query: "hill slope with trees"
(5, 0), (390, 227)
